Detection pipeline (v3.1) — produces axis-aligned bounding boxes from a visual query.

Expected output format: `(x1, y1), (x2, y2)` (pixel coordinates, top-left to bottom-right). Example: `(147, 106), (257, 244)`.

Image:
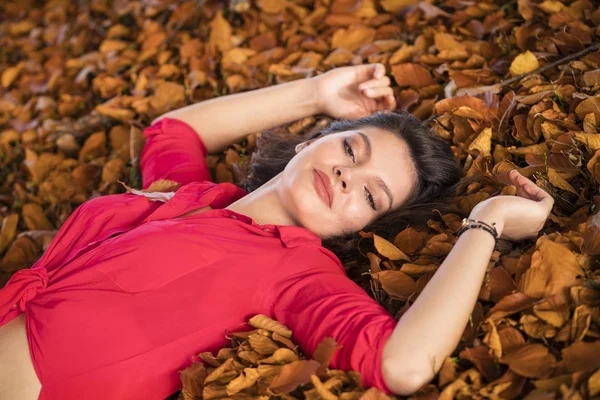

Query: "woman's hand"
(469, 169), (555, 241)
(312, 63), (397, 120)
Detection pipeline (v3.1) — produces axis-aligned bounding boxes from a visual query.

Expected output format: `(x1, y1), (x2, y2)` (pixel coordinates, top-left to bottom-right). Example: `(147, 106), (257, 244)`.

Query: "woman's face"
(278, 126), (418, 238)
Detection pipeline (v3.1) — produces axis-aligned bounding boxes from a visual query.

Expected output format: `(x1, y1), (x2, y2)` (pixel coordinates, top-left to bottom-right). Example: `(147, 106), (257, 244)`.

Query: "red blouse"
(0, 118), (396, 399)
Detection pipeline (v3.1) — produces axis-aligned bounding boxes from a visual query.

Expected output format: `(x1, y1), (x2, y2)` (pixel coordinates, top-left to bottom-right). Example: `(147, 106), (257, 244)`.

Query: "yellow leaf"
(574, 132), (600, 150)
(380, 0), (419, 12)
(310, 375), (338, 400)
(226, 368), (260, 395)
(468, 127), (492, 155)
(531, 237), (584, 301)
(259, 348), (299, 365)
(208, 11), (232, 54)
(0, 214), (19, 254)
(509, 51), (539, 76)
(373, 234), (410, 261)
(483, 319), (502, 359)
(1, 63), (23, 88)
(538, 0), (566, 13)
(547, 168), (577, 194)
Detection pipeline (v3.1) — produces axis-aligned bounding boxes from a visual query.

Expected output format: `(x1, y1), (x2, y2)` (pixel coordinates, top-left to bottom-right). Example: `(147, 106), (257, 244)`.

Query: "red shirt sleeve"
(267, 247), (397, 393)
(140, 117), (212, 188)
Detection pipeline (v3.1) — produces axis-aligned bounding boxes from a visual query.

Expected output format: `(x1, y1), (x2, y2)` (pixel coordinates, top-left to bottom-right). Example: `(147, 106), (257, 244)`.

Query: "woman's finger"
(373, 63), (385, 79)
(359, 76), (391, 91)
(363, 86), (393, 99)
(510, 169), (553, 203)
(384, 93), (396, 110)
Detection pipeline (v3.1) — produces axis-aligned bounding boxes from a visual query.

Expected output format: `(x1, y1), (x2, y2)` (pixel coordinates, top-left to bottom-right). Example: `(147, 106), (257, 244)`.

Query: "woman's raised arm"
(152, 78), (319, 154)
(381, 170), (554, 395)
(153, 63), (396, 154)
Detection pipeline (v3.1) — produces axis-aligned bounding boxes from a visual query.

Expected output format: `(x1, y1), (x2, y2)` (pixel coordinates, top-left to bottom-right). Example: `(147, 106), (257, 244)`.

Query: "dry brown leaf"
(530, 237), (584, 301)
(560, 340), (600, 373)
(0, 215), (19, 254)
(226, 367), (260, 395)
(373, 234), (410, 261)
(486, 292), (537, 320)
(268, 360), (320, 395)
(312, 337), (339, 375)
(374, 270), (417, 298)
(22, 203), (54, 231)
(249, 315), (292, 338)
(259, 348), (299, 365)
(249, 333), (280, 355)
(391, 63), (435, 88)
(500, 344), (556, 378)
(179, 361), (207, 400)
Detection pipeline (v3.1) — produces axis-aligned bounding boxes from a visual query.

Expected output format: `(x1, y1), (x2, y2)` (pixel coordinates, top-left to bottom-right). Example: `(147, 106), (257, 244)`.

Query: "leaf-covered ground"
(1, 0), (600, 399)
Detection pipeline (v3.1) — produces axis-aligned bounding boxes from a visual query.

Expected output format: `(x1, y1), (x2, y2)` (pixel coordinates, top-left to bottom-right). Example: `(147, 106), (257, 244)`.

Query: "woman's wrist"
(309, 75), (325, 116)
(468, 202), (505, 238)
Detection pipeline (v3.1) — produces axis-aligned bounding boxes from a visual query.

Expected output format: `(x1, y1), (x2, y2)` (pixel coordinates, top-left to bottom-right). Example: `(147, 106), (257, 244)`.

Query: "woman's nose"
(334, 167), (351, 193)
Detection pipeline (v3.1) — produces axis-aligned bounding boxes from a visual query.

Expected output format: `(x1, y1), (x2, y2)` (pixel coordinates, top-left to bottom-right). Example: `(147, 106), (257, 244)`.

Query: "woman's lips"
(312, 168), (334, 208)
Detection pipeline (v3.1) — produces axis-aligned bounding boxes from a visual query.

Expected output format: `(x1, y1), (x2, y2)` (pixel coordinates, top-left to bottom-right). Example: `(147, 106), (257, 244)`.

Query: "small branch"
(50, 111), (116, 140)
(500, 41), (600, 89)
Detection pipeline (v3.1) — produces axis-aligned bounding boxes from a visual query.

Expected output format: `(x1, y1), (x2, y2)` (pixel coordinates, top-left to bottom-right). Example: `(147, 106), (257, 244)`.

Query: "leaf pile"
(1, 0), (600, 399)
(175, 315), (390, 400)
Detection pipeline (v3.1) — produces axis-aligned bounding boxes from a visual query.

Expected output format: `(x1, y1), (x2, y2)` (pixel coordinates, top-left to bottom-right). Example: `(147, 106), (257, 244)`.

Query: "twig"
(499, 41), (600, 89)
(422, 41), (600, 125)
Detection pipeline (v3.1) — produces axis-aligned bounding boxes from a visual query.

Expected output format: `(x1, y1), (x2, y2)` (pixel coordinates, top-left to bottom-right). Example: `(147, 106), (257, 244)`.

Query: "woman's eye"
(365, 188), (376, 210)
(343, 139), (355, 163)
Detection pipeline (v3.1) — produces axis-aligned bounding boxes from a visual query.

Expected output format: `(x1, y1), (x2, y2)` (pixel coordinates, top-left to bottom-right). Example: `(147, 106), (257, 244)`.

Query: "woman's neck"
(226, 174), (298, 227)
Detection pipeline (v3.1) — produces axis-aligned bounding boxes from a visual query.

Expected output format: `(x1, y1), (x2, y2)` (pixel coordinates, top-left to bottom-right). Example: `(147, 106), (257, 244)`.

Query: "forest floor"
(0, 0), (599, 399)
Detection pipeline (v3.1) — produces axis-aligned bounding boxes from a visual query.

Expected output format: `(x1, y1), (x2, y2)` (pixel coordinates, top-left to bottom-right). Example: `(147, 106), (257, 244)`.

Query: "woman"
(0, 63), (554, 399)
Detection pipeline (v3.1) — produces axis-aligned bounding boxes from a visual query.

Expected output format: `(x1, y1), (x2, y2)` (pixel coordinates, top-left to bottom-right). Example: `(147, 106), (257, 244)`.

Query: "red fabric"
(0, 117), (396, 399)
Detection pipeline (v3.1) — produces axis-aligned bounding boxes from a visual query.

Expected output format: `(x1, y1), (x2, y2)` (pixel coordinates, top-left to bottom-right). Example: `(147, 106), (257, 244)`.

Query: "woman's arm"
(153, 79), (319, 154)
(381, 170), (554, 395)
(381, 218), (498, 394)
(154, 63), (396, 154)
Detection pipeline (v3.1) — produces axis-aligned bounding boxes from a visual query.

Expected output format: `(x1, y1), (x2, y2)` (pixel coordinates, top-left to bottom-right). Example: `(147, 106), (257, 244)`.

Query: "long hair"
(239, 111), (463, 273)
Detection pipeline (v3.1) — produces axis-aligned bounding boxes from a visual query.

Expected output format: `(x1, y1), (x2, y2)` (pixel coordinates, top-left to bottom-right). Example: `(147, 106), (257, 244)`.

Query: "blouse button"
(263, 228), (271, 232)
(231, 215), (238, 219)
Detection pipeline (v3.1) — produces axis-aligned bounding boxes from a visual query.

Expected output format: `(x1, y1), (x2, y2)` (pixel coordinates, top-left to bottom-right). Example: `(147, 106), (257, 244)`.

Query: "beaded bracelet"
(456, 218), (499, 247)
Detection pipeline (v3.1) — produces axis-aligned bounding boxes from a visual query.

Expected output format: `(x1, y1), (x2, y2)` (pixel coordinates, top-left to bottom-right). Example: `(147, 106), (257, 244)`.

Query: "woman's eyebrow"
(357, 131), (372, 158)
(356, 131), (393, 210)
(376, 177), (393, 210)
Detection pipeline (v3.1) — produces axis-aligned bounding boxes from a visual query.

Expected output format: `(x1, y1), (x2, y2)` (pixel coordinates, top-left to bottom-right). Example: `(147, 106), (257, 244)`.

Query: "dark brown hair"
(239, 111), (463, 269)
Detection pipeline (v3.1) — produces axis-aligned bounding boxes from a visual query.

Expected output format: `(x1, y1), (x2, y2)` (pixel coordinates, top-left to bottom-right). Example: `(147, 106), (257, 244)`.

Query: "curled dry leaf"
(312, 337), (339, 375)
(268, 360), (321, 395)
(248, 314), (292, 338)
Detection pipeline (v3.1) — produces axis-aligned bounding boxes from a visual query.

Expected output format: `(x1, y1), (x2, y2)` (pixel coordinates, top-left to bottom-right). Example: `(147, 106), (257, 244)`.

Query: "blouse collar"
(140, 181), (323, 249)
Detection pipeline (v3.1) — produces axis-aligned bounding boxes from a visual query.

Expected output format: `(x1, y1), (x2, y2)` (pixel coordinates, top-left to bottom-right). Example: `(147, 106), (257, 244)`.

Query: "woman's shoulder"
(275, 241), (345, 276)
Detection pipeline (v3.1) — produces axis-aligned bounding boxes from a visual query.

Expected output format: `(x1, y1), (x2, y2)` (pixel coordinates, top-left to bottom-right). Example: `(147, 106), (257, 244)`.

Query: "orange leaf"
(500, 344), (555, 378)
(393, 227), (424, 255)
(374, 270), (417, 298)
(391, 63), (434, 88)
